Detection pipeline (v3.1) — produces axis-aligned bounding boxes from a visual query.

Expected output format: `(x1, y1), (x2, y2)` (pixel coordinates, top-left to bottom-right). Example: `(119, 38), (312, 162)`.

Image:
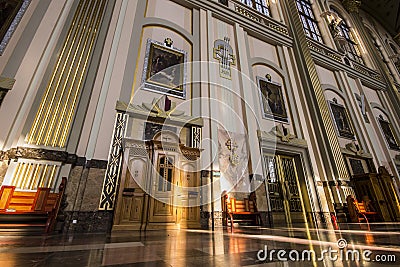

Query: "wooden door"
(178, 163), (200, 228)
(149, 154), (177, 224)
(113, 158), (147, 230)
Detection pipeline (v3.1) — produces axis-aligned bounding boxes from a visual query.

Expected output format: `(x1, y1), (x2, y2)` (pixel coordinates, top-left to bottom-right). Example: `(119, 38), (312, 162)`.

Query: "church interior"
(1, 0), (400, 266)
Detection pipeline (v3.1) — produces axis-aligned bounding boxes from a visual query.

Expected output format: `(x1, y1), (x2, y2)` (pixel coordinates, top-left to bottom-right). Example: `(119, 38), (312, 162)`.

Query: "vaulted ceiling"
(361, 0), (400, 36)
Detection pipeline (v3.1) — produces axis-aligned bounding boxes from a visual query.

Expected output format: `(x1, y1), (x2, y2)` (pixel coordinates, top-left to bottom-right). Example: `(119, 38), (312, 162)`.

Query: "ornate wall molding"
(307, 39), (343, 63)
(233, 2), (289, 37)
(191, 126), (201, 148)
(351, 61), (383, 82)
(0, 147), (107, 169)
(116, 100), (203, 127)
(99, 112), (128, 210)
(1, 147), (68, 162)
(307, 39), (385, 89)
(257, 126), (308, 148)
(342, 141), (373, 158)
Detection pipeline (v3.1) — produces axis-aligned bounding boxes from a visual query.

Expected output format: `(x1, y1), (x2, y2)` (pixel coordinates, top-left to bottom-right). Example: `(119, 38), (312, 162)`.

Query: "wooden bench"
(346, 195), (380, 228)
(223, 195), (261, 231)
(0, 177), (66, 233)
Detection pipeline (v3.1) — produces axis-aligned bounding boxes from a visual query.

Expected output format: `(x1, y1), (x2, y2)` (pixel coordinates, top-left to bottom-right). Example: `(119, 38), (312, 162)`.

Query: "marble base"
(200, 211), (223, 229)
(64, 211), (113, 233)
(258, 211), (272, 227)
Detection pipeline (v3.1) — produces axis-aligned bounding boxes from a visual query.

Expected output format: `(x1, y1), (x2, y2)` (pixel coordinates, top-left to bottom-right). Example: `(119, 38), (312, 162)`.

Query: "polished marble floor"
(0, 223), (399, 267)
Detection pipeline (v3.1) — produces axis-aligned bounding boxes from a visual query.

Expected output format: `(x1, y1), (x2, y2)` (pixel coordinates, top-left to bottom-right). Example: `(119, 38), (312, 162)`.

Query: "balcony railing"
(226, 0), (289, 36)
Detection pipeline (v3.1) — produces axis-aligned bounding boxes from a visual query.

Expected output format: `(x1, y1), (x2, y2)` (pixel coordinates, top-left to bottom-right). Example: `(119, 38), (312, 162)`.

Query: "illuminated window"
(158, 156), (174, 192)
(241, 0), (270, 17)
(295, 0), (323, 43)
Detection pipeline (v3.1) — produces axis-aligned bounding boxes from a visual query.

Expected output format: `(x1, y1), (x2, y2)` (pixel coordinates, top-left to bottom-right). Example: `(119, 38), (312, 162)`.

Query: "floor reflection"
(0, 223), (398, 266)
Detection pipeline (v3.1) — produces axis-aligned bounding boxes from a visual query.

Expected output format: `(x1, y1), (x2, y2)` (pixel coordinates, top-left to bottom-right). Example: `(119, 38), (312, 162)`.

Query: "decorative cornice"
(271, 124), (296, 143)
(0, 147), (106, 169)
(351, 61), (384, 82)
(307, 39), (343, 63)
(307, 39), (385, 89)
(189, 0), (292, 47)
(346, 141), (365, 156)
(257, 126), (308, 148)
(86, 159), (108, 169)
(123, 138), (150, 150)
(116, 100), (203, 127)
(24, 147), (67, 161)
(233, 2), (289, 37)
(123, 137), (201, 160)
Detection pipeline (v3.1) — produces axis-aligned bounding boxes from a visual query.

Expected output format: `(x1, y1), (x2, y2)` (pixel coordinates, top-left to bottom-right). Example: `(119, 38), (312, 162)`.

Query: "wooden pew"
(346, 195), (380, 229)
(223, 195), (261, 231)
(0, 177), (66, 233)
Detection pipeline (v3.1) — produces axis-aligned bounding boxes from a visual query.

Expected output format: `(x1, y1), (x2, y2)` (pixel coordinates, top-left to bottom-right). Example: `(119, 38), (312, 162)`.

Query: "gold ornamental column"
(8, 0), (108, 191)
(282, 0), (350, 205)
(27, 0), (108, 148)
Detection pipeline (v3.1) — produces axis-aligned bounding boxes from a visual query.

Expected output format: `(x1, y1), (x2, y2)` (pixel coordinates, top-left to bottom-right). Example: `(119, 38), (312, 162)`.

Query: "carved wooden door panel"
(178, 163), (200, 227)
(150, 154), (177, 223)
(113, 156), (147, 230)
(264, 154), (306, 227)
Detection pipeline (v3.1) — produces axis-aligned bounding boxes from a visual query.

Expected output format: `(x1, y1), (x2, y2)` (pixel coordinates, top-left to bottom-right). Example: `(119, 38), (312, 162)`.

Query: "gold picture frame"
(142, 39), (187, 99)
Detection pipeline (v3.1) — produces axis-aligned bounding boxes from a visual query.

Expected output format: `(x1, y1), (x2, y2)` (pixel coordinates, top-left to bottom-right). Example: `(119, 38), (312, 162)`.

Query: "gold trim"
(21, 163), (33, 189)
(10, 162), (59, 190)
(44, 0), (98, 145)
(29, 164), (41, 190)
(28, 0), (87, 145)
(27, 0), (108, 148)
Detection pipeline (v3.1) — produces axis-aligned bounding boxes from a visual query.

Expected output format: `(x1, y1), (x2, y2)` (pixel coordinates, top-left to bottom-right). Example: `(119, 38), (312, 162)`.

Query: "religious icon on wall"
(213, 37), (236, 79)
(378, 117), (399, 150)
(257, 77), (288, 122)
(142, 39), (187, 98)
(329, 101), (355, 139)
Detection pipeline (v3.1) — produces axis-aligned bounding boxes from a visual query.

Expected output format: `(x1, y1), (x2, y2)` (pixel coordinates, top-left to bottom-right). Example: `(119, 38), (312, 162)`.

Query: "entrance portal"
(264, 154), (308, 228)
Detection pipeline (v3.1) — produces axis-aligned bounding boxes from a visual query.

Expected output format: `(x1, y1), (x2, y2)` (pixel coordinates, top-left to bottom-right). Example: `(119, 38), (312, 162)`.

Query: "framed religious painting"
(257, 76), (288, 122)
(0, 0), (31, 54)
(378, 116), (400, 150)
(142, 39), (187, 99)
(329, 100), (355, 139)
